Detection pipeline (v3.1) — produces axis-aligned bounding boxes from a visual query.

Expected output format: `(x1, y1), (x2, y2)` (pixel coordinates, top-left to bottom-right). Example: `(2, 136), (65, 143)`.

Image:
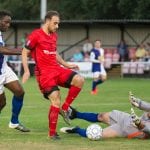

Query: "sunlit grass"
(0, 77), (150, 150)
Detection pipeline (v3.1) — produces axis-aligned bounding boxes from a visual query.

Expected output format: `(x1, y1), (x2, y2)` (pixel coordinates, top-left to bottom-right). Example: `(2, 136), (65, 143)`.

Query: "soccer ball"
(86, 124), (103, 140)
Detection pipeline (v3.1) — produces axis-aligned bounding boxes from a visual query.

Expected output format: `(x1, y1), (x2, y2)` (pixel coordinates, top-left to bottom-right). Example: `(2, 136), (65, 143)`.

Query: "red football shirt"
(25, 28), (60, 72)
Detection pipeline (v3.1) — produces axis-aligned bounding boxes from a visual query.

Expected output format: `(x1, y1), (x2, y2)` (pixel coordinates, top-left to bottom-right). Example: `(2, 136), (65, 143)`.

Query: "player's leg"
(91, 71), (107, 94)
(37, 72), (61, 139)
(91, 72), (100, 94)
(0, 93), (6, 113)
(47, 89), (61, 139)
(100, 64), (107, 82)
(62, 73), (84, 124)
(5, 80), (30, 132)
(97, 112), (111, 125)
(102, 126), (121, 138)
(69, 106), (110, 125)
(62, 73), (84, 111)
(93, 65), (107, 93)
(100, 74), (107, 83)
(69, 106), (99, 122)
(59, 70), (84, 123)
(5, 80), (24, 123)
(4, 67), (29, 132)
(60, 126), (87, 138)
(0, 75), (6, 112)
(60, 125), (120, 139)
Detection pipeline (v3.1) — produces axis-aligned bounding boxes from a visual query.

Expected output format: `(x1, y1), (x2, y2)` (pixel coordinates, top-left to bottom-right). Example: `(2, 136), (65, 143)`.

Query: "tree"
(0, 0), (149, 20)
(133, 0), (150, 19)
(0, 0), (40, 20)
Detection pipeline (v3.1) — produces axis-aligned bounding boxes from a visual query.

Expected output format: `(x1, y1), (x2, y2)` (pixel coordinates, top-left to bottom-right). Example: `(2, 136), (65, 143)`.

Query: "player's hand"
(98, 56), (104, 62)
(129, 91), (140, 108)
(68, 63), (79, 70)
(130, 108), (141, 126)
(22, 71), (30, 83)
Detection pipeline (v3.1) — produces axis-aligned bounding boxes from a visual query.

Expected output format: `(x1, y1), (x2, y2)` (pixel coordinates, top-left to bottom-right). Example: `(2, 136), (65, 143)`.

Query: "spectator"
(135, 43), (148, 61)
(82, 38), (93, 54)
(71, 49), (84, 62)
(117, 39), (128, 61)
(128, 48), (136, 62)
(143, 50), (150, 62)
(112, 49), (120, 62)
(84, 52), (90, 62)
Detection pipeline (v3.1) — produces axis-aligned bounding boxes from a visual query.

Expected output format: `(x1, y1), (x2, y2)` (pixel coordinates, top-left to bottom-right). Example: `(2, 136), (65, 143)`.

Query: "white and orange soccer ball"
(86, 124), (103, 140)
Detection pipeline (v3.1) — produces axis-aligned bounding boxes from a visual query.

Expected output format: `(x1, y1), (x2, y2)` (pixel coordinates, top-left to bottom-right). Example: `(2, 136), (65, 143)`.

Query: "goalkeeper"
(60, 92), (150, 139)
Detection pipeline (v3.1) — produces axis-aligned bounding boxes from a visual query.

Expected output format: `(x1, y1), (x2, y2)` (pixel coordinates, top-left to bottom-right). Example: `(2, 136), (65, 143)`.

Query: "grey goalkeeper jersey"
(139, 100), (150, 137)
(109, 99), (150, 139)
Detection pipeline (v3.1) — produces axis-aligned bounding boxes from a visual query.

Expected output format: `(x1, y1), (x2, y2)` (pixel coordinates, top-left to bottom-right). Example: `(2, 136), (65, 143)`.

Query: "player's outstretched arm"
(130, 108), (141, 126)
(22, 48), (31, 83)
(56, 52), (79, 70)
(129, 91), (150, 111)
(131, 108), (150, 138)
(129, 91), (140, 108)
(142, 124), (150, 137)
(0, 46), (21, 55)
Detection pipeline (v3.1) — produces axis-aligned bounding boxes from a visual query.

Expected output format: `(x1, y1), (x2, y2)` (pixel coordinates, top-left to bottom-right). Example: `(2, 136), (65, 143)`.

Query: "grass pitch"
(0, 77), (150, 150)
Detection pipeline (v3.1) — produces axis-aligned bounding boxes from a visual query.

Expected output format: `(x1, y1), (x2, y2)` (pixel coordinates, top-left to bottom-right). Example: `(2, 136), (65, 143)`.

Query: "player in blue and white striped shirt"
(0, 10), (29, 132)
(90, 40), (107, 94)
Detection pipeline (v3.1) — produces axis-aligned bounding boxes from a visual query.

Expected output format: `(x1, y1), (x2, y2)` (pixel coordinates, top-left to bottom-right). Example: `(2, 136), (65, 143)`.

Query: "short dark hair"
(0, 10), (11, 20)
(44, 10), (59, 21)
(95, 39), (101, 43)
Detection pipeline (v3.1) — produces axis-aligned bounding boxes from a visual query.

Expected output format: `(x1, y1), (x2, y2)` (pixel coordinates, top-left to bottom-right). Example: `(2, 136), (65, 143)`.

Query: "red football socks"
(62, 86), (81, 111)
(48, 105), (60, 136)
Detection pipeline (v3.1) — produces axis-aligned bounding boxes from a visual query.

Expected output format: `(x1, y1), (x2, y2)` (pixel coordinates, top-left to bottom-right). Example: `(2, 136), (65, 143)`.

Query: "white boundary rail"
(8, 61), (150, 78)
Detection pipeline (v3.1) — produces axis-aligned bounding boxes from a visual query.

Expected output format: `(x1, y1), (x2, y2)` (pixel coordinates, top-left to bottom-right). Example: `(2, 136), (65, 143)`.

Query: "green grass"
(0, 77), (150, 150)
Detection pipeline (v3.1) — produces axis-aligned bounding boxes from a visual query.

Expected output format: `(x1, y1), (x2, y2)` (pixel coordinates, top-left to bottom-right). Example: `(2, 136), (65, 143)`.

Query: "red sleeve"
(25, 30), (38, 51)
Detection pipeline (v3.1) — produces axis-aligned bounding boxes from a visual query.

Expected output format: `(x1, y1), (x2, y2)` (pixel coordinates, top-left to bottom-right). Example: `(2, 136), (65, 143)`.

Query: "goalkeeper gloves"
(131, 108), (141, 126)
(129, 91), (140, 108)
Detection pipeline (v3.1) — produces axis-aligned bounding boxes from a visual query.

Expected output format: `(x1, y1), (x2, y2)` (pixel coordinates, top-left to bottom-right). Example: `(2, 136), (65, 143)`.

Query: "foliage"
(0, 0), (40, 20)
(133, 0), (150, 19)
(0, 0), (149, 20)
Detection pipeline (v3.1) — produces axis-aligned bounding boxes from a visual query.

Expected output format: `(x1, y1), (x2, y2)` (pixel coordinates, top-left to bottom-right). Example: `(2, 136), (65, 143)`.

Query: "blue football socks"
(92, 79), (103, 91)
(11, 95), (23, 124)
(75, 127), (87, 137)
(92, 81), (97, 91)
(76, 111), (99, 122)
(96, 79), (103, 85)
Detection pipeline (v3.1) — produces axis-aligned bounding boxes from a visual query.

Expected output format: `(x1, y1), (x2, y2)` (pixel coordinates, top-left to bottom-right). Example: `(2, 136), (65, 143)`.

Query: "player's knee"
(79, 76), (85, 85)
(97, 113), (103, 121)
(101, 75), (107, 81)
(14, 88), (25, 97)
(72, 75), (84, 87)
(97, 113), (107, 121)
(48, 92), (61, 107)
(51, 98), (61, 106)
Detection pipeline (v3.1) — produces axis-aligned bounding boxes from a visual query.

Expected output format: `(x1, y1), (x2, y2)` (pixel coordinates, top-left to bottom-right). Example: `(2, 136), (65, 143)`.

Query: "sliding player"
(61, 92), (150, 139)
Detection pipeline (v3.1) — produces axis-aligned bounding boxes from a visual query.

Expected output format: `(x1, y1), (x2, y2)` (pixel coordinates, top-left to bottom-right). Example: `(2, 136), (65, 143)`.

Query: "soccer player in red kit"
(21, 10), (84, 140)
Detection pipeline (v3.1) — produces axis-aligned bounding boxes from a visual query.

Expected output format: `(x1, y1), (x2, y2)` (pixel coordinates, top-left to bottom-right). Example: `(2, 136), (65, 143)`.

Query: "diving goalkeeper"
(60, 92), (150, 139)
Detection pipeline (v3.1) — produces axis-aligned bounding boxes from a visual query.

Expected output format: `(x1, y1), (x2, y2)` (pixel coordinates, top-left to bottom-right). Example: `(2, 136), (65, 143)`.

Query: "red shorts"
(35, 66), (77, 99)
